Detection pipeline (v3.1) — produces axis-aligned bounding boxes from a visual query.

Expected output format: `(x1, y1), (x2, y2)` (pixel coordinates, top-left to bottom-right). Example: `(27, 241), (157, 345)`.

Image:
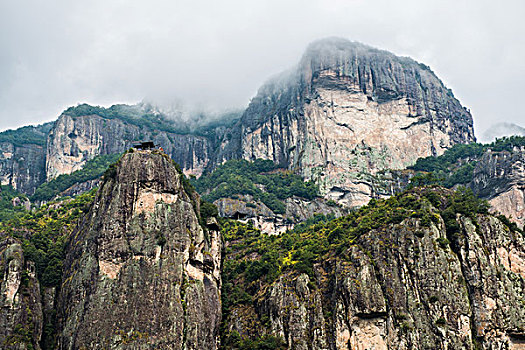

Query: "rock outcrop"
(237, 38), (475, 207)
(215, 194), (346, 235)
(56, 150), (222, 349)
(224, 196), (525, 349)
(0, 238), (44, 349)
(470, 146), (525, 228)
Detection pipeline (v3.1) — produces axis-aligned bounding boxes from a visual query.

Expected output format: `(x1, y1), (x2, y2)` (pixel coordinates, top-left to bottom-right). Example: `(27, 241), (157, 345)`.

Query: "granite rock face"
(470, 146), (525, 228)
(0, 143), (46, 195)
(56, 151), (222, 349)
(46, 114), (213, 181)
(225, 213), (525, 349)
(0, 123), (52, 195)
(238, 38), (475, 207)
(0, 238), (44, 349)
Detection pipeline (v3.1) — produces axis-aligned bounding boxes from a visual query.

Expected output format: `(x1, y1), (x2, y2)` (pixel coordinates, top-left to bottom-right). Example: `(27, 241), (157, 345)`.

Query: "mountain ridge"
(0, 38), (474, 204)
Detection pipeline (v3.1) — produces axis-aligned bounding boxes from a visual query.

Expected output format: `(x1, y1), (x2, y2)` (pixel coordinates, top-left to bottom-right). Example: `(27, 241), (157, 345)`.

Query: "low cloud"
(1, 0), (524, 137)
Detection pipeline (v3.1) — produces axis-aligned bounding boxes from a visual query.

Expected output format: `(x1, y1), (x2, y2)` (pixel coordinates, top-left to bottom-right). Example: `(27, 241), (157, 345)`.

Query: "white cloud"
(1, 0), (523, 136)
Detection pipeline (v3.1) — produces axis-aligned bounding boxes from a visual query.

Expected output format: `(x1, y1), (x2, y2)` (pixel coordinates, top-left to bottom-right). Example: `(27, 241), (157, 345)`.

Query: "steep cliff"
(0, 123), (53, 195)
(56, 150), (222, 349)
(0, 238), (44, 349)
(238, 38), (475, 207)
(1, 153), (524, 349)
(221, 187), (525, 349)
(46, 112), (215, 181)
(215, 194), (347, 235)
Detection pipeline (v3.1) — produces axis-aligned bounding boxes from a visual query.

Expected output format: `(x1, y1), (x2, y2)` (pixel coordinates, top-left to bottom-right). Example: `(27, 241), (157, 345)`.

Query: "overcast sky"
(1, 0), (523, 138)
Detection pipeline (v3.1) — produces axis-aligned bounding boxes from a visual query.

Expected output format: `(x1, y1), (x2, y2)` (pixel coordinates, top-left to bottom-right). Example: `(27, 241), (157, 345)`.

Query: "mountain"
(0, 149), (222, 349)
(1, 38), (525, 349)
(0, 149), (524, 349)
(0, 38), (474, 210)
(233, 38), (475, 207)
(45, 103), (241, 182)
(0, 122), (53, 194)
(410, 136), (525, 228)
(220, 187), (525, 349)
(0, 104), (239, 195)
(471, 142), (525, 228)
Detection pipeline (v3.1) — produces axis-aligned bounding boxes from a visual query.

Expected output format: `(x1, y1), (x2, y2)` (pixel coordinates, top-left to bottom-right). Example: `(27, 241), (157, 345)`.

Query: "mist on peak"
(480, 122), (525, 143)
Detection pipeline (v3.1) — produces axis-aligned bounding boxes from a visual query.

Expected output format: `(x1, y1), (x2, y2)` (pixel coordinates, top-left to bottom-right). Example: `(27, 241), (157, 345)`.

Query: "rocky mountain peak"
(239, 37), (475, 207)
(56, 149), (221, 349)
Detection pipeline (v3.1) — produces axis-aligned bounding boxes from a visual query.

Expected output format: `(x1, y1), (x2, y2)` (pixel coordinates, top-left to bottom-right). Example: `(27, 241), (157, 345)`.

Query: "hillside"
(220, 186), (525, 349)
(1, 151), (524, 349)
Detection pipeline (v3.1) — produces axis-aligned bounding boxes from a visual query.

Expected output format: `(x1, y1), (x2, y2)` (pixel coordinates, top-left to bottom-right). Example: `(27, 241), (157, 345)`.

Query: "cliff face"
(0, 238), (44, 349)
(470, 146), (525, 228)
(46, 114), (213, 181)
(239, 38), (475, 207)
(0, 143), (46, 195)
(223, 192), (525, 349)
(1, 150), (524, 349)
(0, 123), (52, 195)
(56, 151), (221, 349)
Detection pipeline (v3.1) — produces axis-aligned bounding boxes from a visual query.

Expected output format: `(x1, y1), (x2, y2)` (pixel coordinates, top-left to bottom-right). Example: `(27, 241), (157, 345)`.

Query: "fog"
(1, 0), (524, 137)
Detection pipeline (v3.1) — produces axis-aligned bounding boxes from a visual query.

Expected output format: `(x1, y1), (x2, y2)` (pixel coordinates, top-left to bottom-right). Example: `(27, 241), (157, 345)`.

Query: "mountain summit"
(238, 37), (475, 206)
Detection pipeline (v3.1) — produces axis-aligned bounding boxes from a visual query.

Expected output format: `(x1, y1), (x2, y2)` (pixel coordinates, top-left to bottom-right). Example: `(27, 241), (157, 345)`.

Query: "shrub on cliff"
(1, 189), (97, 287)
(409, 136), (525, 188)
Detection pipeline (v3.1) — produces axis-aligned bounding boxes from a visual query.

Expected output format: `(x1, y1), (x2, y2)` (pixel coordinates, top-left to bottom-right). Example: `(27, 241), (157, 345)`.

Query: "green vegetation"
(192, 159), (319, 214)
(64, 104), (189, 134)
(222, 188), (438, 287)
(435, 317), (447, 326)
(409, 136), (525, 188)
(222, 332), (286, 350)
(1, 189), (97, 287)
(496, 214), (523, 234)
(31, 153), (121, 202)
(0, 122), (53, 147)
(0, 189), (96, 350)
(410, 143), (485, 173)
(0, 185), (29, 222)
(0, 152), (122, 285)
(220, 185), (495, 347)
(439, 187), (490, 239)
(200, 199), (219, 222)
